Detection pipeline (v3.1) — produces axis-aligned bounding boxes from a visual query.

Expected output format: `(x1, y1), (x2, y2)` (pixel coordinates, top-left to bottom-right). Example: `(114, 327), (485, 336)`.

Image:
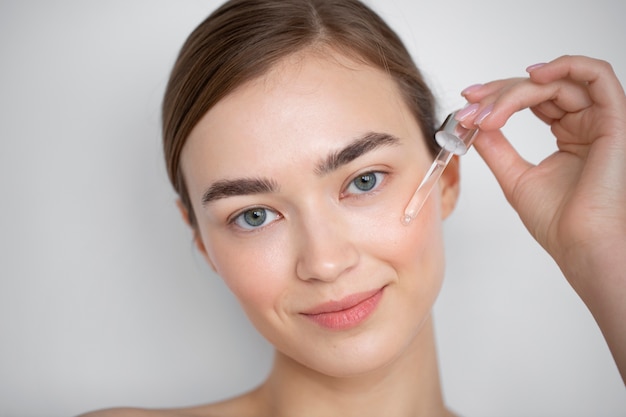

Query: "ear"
(175, 199), (218, 272)
(438, 155), (460, 219)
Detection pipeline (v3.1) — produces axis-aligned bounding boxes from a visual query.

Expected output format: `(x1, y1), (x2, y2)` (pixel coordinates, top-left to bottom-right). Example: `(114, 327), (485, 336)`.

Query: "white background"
(1, 1), (625, 416)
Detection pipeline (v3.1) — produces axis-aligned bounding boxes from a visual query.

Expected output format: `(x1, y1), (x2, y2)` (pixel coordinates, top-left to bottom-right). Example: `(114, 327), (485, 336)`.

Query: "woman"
(84, 0), (625, 415)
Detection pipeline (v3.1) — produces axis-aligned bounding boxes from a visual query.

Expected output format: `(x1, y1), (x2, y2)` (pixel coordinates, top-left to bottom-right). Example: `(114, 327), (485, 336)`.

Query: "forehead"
(181, 49), (425, 186)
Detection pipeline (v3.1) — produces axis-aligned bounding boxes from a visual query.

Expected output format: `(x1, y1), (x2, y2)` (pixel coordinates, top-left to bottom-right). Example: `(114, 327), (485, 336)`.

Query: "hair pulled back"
(162, 0), (438, 228)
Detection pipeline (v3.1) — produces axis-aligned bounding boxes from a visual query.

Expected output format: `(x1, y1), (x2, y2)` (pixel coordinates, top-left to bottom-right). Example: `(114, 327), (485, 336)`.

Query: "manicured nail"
(461, 83), (484, 96)
(454, 103), (480, 121)
(526, 62), (546, 73)
(475, 104), (494, 125)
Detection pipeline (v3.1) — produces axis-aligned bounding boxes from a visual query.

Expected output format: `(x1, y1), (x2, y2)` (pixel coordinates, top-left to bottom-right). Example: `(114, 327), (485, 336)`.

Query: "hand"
(458, 55), (626, 381)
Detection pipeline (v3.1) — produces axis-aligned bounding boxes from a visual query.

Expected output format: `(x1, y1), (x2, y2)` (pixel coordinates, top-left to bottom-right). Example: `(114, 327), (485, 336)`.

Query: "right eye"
(231, 207), (281, 230)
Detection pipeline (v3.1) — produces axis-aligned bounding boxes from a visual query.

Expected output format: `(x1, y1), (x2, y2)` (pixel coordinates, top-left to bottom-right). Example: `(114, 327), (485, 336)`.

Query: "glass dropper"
(402, 110), (477, 225)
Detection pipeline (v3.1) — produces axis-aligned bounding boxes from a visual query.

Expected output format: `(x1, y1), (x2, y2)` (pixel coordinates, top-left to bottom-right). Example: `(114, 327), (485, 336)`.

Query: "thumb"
(472, 129), (533, 205)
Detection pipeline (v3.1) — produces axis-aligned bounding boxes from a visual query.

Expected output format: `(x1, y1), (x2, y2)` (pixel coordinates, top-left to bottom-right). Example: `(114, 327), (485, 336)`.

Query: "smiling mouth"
(301, 287), (385, 330)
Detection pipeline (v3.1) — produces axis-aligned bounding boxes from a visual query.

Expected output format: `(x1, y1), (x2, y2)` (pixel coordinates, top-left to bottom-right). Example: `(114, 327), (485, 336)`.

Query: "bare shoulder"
(78, 408), (166, 417)
(77, 388), (266, 417)
(77, 405), (234, 417)
(77, 408), (185, 417)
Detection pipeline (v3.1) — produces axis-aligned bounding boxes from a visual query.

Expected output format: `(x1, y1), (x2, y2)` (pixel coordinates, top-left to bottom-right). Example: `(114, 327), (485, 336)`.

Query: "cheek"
(357, 190), (446, 290)
(203, 230), (292, 318)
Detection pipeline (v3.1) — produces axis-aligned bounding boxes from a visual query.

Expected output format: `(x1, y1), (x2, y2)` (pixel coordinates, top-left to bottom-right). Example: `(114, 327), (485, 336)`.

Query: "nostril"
(295, 237), (360, 283)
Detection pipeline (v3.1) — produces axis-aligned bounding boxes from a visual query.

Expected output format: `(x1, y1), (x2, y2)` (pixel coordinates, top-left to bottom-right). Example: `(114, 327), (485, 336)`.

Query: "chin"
(286, 307), (434, 379)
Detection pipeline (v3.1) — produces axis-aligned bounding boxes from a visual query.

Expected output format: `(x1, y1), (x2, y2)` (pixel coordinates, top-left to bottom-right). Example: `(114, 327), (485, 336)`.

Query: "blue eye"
(232, 207), (280, 230)
(346, 171), (384, 194)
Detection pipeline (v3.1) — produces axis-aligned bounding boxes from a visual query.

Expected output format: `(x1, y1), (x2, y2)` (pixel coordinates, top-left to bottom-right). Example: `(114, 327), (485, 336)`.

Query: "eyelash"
(228, 205), (282, 232)
(341, 170), (387, 199)
(228, 170), (388, 232)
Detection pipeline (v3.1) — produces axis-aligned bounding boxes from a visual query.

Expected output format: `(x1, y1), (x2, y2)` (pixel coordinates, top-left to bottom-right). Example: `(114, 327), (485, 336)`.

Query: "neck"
(255, 316), (453, 417)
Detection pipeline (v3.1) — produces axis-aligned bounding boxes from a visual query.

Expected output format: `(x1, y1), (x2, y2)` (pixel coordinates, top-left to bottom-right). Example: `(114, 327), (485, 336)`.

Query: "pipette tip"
(402, 214), (413, 226)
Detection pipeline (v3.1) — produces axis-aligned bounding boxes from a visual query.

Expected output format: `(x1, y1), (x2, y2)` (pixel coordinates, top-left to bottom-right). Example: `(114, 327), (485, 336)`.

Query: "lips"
(301, 287), (384, 330)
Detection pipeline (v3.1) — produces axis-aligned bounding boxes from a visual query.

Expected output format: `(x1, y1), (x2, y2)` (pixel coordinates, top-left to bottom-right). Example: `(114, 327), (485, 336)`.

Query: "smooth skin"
(81, 55), (626, 416)
(179, 49), (459, 417)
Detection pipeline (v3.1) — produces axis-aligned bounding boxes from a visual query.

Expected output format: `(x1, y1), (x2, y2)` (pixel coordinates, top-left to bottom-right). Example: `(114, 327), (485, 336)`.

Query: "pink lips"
(301, 288), (384, 330)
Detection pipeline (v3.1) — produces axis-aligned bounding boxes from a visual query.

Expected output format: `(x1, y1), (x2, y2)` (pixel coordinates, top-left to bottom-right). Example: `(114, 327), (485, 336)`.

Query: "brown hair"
(162, 0), (439, 228)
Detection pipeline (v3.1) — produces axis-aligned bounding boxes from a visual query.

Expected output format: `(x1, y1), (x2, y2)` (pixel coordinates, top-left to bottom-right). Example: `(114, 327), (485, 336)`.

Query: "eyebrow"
(314, 132), (400, 175)
(202, 177), (278, 206)
(201, 132), (401, 206)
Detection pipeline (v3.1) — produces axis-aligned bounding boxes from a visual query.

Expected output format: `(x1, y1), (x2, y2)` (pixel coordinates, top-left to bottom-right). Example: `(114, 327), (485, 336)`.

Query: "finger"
(461, 78), (524, 102)
(528, 55), (626, 109)
(471, 129), (533, 203)
(474, 78), (592, 131)
(532, 100), (567, 122)
(530, 106), (557, 126)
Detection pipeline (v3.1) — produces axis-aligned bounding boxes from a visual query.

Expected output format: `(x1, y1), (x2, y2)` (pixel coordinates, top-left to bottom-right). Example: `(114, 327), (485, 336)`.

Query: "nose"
(294, 205), (360, 283)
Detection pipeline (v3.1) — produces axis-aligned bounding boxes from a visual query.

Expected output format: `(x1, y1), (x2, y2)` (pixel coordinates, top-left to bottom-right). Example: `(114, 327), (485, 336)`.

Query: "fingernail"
(526, 62), (546, 73)
(475, 104), (494, 125)
(461, 83), (483, 96)
(454, 103), (480, 121)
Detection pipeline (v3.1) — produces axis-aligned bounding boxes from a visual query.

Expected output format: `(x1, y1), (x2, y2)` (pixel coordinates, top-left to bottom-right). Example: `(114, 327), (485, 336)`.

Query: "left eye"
(345, 171), (385, 195)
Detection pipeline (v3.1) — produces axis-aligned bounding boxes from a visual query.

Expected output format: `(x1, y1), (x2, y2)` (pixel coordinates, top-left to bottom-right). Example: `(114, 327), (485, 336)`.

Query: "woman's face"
(180, 50), (459, 377)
